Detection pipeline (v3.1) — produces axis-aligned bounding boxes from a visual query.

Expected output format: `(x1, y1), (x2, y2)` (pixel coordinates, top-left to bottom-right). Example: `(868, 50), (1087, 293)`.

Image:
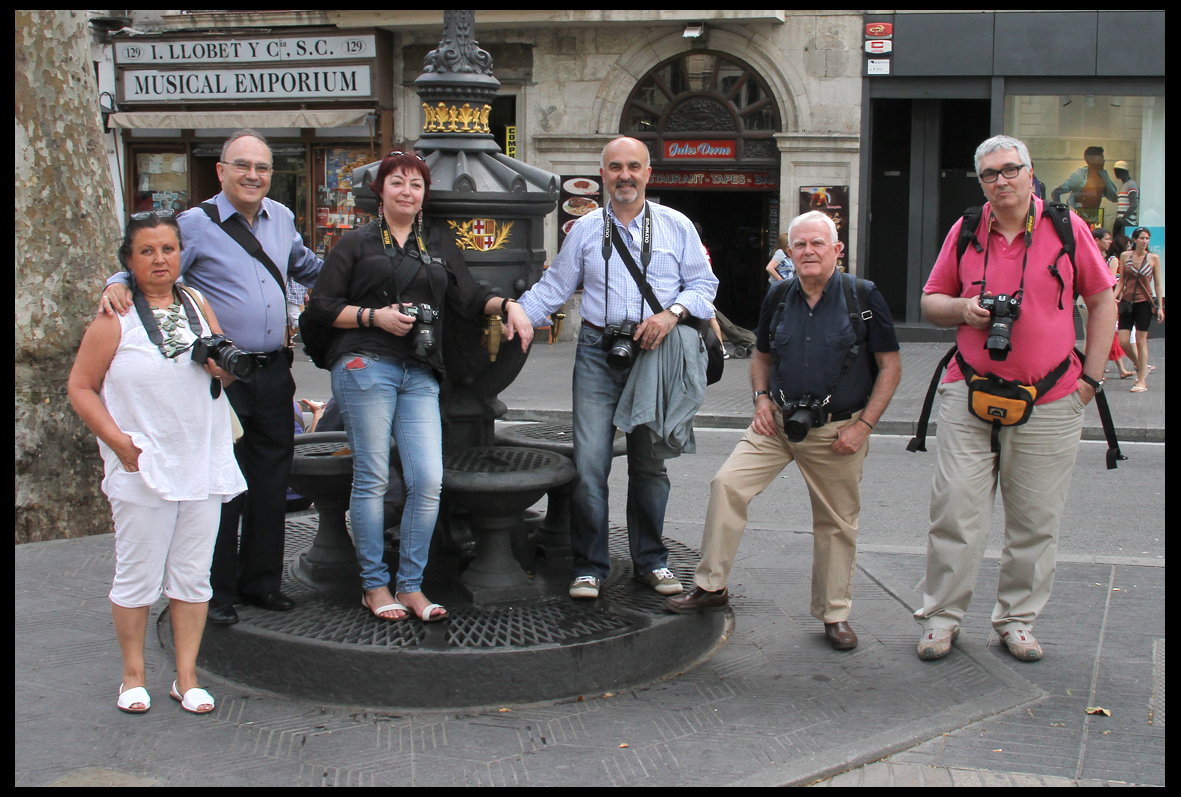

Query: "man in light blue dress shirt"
(517, 136), (718, 600)
(102, 130), (321, 624)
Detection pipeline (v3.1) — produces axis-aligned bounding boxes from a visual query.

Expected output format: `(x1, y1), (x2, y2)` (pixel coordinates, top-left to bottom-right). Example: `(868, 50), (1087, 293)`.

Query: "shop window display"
(1005, 94), (1165, 242)
(313, 147), (377, 257)
(131, 149), (189, 214)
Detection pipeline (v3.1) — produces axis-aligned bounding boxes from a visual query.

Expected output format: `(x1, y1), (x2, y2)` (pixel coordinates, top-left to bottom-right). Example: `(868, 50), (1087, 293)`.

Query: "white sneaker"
(568, 576), (601, 599)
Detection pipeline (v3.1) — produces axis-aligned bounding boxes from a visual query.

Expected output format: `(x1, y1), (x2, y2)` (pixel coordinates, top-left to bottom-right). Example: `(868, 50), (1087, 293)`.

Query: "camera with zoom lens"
(399, 302), (439, 359)
(980, 293), (1020, 361)
(191, 334), (257, 382)
(781, 394), (829, 443)
(601, 319), (639, 370)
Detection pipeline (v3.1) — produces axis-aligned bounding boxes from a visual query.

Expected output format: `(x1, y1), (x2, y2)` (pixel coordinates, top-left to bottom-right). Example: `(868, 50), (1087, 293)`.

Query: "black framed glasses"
(978, 164), (1025, 183)
(388, 150), (426, 162)
(220, 159), (273, 175)
(130, 210), (176, 220)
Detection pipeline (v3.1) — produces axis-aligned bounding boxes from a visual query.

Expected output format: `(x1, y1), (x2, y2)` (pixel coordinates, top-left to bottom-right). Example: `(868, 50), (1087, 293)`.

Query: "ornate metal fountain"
(167, 11), (727, 710)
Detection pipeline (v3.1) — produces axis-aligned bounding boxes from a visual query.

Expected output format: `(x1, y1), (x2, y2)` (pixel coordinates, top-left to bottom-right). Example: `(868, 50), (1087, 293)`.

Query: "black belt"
(582, 321), (605, 332)
(251, 349), (288, 368)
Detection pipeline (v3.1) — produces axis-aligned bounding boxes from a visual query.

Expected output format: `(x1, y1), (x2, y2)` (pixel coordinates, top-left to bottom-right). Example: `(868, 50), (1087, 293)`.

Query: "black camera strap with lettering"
(601, 203), (656, 325)
(972, 199), (1037, 311)
(378, 215), (429, 306)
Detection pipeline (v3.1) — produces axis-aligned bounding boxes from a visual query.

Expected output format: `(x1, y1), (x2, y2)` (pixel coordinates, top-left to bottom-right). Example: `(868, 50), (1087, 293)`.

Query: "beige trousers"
(914, 380), (1086, 635)
(696, 410), (867, 623)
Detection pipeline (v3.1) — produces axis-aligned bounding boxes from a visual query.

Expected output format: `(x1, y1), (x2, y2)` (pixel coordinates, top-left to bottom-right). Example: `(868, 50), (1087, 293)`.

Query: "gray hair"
(974, 134), (1031, 176)
(220, 128), (271, 162)
(787, 210), (839, 246)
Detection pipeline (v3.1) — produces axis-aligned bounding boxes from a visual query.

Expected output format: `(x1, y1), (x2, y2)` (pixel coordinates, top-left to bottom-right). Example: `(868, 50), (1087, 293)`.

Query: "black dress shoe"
(664, 586), (729, 614)
(824, 620), (858, 650)
(240, 591), (296, 611)
(206, 603), (239, 626)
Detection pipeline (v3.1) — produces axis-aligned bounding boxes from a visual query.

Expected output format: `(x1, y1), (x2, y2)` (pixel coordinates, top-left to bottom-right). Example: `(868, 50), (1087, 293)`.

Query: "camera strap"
(601, 203), (656, 324)
(200, 202), (292, 351)
(132, 285), (204, 359)
(378, 215), (428, 306)
(972, 200), (1037, 308)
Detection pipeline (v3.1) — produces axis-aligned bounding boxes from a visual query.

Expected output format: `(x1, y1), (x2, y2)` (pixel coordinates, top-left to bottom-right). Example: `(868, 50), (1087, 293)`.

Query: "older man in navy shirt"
(101, 129), (322, 624)
(665, 211), (901, 651)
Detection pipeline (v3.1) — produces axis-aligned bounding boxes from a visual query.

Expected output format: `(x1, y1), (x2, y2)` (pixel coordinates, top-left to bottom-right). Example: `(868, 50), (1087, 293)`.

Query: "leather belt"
(774, 396), (867, 422)
(251, 349), (287, 368)
(582, 321), (605, 332)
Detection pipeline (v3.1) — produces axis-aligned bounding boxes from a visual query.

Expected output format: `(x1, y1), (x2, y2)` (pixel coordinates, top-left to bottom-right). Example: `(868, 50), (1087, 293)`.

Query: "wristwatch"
(667, 303), (686, 321)
(1079, 373), (1104, 392)
(753, 390), (771, 404)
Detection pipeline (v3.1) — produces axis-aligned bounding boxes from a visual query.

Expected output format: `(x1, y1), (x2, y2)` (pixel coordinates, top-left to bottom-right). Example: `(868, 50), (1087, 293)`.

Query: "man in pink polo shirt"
(913, 135), (1117, 663)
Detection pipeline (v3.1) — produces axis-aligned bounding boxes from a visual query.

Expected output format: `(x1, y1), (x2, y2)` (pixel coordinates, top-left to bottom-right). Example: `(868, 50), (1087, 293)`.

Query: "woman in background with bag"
(1116, 227), (1164, 392)
(68, 212), (246, 715)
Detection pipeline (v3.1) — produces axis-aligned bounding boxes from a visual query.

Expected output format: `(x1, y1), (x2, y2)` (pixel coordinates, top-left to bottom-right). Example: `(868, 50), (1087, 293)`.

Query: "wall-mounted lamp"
(98, 91), (117, 134)
(683, 23), (705, 38)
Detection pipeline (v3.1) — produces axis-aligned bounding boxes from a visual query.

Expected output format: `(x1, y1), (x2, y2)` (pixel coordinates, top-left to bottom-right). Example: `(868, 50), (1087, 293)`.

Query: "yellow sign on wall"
(505, 125), (516, 158)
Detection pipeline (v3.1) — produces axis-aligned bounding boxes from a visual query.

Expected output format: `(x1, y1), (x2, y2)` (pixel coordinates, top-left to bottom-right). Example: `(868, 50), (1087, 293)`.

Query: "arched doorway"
(621, 51), (781, 329)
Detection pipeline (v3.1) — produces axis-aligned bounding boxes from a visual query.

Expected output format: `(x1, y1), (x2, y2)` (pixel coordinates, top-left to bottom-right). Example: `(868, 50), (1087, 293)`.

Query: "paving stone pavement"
(18, 337), (1165, 786)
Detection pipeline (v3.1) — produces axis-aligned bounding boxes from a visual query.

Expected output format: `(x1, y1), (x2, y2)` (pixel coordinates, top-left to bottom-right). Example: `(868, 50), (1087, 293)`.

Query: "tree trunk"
(15, 10), (123, 543)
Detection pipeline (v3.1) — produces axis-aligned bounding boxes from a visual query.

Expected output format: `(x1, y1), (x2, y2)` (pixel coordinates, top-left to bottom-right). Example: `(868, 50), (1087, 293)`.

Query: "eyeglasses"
(978, 164), (1026, 183)
(220, 160), (273, 176)
(130, 210), (175, 220)
(388, 150), (426, 162)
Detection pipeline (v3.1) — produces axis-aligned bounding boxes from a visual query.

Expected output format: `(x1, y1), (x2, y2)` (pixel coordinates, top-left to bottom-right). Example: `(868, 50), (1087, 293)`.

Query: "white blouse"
(98, 287), (246, 502)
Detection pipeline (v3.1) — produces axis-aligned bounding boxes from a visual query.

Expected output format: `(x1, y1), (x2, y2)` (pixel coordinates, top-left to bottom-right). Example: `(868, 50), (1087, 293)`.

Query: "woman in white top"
(68, 212), (246, 715)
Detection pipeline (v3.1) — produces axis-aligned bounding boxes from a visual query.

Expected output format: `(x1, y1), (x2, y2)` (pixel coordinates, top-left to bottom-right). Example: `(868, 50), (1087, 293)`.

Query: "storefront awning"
(108, 109), (374, 130)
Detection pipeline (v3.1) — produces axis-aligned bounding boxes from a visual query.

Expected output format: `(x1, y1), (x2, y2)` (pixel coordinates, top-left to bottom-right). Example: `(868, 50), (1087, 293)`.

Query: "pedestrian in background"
(764, 232), (795, 284)
(1091, 228), (1135, 379)
(1116, 227), (1164, 393)
(665, 211), (901, 652)
(69, 212), (246, 715)
(516, 136), (719, 601)
(914, 135), (1116, 663)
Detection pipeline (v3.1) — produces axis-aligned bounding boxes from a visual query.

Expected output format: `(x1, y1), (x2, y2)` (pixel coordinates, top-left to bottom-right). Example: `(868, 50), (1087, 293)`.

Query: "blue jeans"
(331, 353), (442, 594)
(571, 325), (671, 580)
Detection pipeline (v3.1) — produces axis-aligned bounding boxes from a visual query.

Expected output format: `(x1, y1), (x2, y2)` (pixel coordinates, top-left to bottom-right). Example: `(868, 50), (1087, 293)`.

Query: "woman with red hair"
(305, 149), (533, 622)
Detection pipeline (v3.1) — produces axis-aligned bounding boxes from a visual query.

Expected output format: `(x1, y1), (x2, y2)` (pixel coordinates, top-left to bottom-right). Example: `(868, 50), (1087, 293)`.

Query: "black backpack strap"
(956, 207), (986, 268)
(1075, 346), (1125, 470)
(907, 344), (958, 453)
(1041, 201), (1076, 308)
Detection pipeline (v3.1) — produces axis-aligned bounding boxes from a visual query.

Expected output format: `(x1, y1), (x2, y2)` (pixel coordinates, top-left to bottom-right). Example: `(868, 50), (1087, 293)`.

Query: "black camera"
(781, 394), (829, 443)
(399, 302), (439, 359)
(191, 334), (257, 382)
(602, 320), (639, 370)
(980, 293), (1020, 361)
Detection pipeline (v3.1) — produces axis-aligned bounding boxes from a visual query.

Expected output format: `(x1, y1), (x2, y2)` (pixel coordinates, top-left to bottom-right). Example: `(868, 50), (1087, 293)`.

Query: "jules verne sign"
(116, 33), (376, 103)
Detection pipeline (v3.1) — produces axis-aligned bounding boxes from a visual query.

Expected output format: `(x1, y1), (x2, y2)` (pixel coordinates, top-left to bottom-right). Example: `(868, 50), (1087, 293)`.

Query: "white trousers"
(914, 380), (1085, 635)
(107, 470), (222, 608)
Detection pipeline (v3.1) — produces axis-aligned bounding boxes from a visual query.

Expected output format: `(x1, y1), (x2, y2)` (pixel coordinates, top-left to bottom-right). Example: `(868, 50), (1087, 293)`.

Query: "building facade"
(90, 10), (1164, 332)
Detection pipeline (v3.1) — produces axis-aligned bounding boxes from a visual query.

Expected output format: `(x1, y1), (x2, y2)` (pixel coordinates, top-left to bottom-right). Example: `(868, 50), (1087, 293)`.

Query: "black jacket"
(305, 220), (498, 375)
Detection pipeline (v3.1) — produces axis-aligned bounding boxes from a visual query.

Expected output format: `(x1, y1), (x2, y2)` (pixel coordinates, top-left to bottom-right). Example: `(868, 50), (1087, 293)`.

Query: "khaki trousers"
(914, 380), (1085, 635)
(696, 410), (867, 623)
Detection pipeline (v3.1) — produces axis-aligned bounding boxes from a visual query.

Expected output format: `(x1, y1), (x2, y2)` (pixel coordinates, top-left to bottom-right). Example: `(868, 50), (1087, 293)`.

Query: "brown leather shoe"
(664, 586), (729, 614)
(824, 620), (858, 650)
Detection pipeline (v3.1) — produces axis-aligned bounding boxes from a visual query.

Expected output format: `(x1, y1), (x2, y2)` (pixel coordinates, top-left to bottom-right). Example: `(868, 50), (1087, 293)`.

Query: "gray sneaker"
(634, 567), (683, 595)
(568, 575), (601, 599)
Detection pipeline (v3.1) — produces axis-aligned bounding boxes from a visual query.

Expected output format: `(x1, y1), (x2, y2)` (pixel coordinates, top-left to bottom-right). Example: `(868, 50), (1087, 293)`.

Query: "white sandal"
(397, 592), (448, 622)
(117, 683), (150, 714)
(170, 680), (215, 714)
(361, 595), (407, 621)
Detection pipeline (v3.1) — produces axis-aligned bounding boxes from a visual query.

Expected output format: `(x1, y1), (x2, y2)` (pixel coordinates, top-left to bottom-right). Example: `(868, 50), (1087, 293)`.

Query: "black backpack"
(909, 203), (1124, 469)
